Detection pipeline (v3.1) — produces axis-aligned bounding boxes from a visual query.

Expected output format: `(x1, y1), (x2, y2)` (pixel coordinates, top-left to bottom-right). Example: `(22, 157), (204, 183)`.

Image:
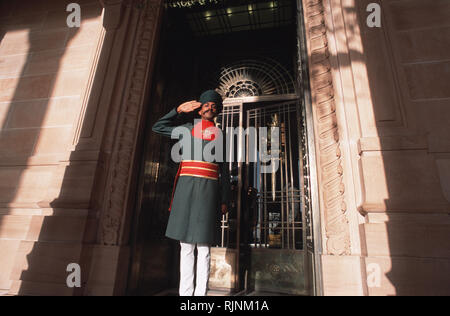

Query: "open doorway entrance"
(126, 0), (319, 296)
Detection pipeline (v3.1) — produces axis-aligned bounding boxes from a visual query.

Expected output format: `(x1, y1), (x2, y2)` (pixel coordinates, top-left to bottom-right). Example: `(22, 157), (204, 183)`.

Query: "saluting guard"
(152, 90), (231, 296)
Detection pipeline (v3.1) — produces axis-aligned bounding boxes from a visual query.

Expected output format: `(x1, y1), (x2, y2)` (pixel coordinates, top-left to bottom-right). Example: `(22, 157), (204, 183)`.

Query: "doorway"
(207, 95), (313, 296)
(126, 0), (319, 296)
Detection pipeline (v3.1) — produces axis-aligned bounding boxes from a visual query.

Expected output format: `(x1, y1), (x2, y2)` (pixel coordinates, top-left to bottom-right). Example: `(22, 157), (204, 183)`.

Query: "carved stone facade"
(302, 0), (351, 256)
(0, 0), (449, 296)
(98, 0), (163, 246)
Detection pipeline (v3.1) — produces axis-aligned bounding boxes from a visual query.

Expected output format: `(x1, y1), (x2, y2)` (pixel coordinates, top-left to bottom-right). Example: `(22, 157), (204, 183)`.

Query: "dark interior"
(127, 0), (300, 296)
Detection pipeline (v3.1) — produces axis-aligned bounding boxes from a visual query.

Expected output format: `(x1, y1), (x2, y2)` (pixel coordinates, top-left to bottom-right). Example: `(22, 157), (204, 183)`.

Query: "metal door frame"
(296, 0), (324, 296)
(220, 93), (318, 295)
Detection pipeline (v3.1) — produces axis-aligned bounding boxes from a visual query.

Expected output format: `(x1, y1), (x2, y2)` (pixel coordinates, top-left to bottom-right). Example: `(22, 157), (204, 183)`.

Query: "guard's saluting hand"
(177, 100), (202, 114)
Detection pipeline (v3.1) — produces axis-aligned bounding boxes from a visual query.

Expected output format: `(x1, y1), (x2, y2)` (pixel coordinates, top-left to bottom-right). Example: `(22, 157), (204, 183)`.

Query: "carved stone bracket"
(303, 0), (351, 255)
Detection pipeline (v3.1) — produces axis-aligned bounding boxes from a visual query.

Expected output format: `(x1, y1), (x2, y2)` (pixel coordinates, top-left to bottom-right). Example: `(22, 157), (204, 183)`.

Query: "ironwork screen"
(215, 100), (304, 250)
(247, 101), (302, 250)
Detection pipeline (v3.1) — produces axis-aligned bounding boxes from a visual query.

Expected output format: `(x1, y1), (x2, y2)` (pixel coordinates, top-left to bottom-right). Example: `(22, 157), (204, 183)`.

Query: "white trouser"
(179, 242), (211, 296)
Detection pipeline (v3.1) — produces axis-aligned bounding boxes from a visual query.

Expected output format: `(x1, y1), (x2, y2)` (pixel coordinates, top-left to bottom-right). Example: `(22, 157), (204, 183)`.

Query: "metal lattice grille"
(213, 58), (296, 98)
(299, 97), (314, 252)
(247, 101), (303, 250)
(215, 101), (303, 250)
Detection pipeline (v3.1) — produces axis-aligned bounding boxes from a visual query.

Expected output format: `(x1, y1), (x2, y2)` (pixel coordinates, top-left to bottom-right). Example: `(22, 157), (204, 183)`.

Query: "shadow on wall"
(324, 0), (450, 295)
(0, 0), (104, 295)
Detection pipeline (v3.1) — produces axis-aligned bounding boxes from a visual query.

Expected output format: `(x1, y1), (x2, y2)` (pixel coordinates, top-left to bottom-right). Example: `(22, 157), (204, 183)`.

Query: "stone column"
(80, 0), (164, 295)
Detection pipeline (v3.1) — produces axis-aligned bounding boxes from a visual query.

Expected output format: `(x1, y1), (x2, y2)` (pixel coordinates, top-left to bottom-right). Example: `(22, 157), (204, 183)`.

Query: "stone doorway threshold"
(153, 288), (302, 296)
(153, 288), (233, 296)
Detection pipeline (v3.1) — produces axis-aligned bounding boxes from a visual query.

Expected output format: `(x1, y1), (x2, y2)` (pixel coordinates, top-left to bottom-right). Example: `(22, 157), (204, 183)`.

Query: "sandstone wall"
(0, 0), (104, 295)
(1, 0), (449, 296)
(313, 0), (450, 295)
(0, 0), (163, 296)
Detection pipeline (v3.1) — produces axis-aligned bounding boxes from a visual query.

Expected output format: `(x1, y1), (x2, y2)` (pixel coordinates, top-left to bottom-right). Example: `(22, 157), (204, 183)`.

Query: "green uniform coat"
(152, 108), (231, 245)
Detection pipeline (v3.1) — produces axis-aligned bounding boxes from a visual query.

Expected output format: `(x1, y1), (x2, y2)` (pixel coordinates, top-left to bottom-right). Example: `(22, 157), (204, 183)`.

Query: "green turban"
(199, 90), (223, 110)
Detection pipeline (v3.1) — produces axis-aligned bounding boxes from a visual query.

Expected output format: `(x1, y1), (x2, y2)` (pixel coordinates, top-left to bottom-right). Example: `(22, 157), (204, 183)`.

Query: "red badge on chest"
(191, 120), (219, 141)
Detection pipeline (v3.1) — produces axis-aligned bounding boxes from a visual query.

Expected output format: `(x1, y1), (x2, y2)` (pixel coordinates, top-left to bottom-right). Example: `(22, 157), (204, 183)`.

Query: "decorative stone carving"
(99, 0), (162, 245)
(302, 0), (351, 255)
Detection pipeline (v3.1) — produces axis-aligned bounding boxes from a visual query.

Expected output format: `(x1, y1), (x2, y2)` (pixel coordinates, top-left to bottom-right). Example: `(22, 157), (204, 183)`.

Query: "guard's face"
(198, 102), (218, 121)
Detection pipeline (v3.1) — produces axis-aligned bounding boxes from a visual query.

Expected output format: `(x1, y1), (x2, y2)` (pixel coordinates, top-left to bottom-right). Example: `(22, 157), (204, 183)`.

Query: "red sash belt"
(168, 160), (219, 211)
